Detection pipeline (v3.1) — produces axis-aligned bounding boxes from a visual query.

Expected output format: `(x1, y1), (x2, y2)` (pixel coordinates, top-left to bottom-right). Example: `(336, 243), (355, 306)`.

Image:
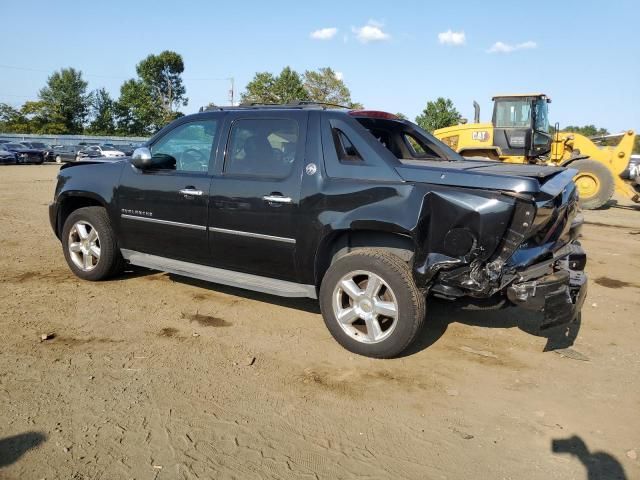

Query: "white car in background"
(76, 145), (126, 161)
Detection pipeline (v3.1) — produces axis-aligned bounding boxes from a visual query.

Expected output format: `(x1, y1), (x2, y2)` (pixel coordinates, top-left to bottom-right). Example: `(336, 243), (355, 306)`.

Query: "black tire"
(319, 249), (426, 358)
(571, 159), (615, 210)
(61, 206), (124, 281)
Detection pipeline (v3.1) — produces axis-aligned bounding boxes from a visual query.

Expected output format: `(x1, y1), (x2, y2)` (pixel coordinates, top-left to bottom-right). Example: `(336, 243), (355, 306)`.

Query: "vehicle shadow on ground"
(551, 435), (628, 480)
(0, 431), (46, 468)
(118, 267), (580, 353)
(401, 298), (582, 357)
(601, 199), (640, 212)
(114, 266), (321, 313)
(168, 274), (322, 314)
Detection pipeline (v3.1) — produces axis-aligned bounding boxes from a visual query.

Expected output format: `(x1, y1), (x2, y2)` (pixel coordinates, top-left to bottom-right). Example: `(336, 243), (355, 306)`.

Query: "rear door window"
(224, 118), (299, 178)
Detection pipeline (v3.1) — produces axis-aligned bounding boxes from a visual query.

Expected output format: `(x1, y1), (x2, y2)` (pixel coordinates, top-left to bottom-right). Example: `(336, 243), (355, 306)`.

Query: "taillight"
(348, 110), (399, 120)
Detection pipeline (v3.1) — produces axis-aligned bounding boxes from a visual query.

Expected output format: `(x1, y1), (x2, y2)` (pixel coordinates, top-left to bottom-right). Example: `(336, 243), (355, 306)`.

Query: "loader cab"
(492, 94), (552, 159)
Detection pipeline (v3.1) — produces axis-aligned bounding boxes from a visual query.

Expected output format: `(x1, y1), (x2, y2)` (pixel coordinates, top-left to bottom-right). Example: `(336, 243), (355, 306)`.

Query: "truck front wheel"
(61, 206), (124, 281)
(319, 249), (426, 358)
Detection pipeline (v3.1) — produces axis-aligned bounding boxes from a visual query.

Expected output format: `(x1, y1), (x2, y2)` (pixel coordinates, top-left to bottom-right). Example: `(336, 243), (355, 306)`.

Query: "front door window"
(150, 120), (219, 173)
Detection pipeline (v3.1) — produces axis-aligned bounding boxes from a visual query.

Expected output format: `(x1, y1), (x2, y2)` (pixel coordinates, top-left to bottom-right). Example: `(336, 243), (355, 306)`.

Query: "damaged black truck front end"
(400, 163), (587, 330)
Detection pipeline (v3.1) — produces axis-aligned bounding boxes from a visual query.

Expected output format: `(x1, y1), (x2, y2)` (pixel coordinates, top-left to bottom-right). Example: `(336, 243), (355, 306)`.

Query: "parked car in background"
(0, 145), (17, 164)
(119, 143), (144, 156)
(52, 144), (83, 163)
(21, 141), (55, 162)
(2, 143), (45, 164)
(77, 145), (125, 161)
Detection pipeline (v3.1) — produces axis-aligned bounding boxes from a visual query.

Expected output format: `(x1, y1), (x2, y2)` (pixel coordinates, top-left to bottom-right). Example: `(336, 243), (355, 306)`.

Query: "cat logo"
(472, 131), (490, 142)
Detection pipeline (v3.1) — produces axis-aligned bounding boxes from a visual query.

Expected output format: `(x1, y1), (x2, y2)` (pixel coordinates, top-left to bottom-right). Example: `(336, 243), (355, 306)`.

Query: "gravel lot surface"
(1, 164), (639, 479)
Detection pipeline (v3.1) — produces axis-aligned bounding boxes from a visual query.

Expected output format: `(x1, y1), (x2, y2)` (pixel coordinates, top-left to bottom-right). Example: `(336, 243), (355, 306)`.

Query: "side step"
(121, 249), (317, 299)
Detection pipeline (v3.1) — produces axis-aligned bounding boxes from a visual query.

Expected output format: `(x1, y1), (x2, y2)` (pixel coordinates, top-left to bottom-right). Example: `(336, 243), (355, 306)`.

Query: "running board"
(121, 249), (317, 299)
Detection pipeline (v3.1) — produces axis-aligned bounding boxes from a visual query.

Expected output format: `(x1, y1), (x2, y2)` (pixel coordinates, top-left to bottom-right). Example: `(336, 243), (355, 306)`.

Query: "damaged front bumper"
(506, 245), (587, 329)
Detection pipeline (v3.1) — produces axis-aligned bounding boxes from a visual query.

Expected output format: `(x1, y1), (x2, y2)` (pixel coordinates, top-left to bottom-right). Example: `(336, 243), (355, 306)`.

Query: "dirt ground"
(0, 164), (639, 480)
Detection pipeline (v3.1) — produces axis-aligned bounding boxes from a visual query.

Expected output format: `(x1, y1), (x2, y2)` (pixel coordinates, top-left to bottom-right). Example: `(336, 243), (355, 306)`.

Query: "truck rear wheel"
(571, 159), (615, 210)
(61, 206), (124, 281)
(319, 249), (425, 358)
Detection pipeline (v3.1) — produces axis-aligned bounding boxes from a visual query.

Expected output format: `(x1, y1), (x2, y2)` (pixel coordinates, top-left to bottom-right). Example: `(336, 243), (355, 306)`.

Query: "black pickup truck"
(49, 104), (587, 358)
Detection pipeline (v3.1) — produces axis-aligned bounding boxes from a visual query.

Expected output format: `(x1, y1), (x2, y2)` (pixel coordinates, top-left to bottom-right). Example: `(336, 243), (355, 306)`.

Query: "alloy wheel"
(332, 270), (399, 344)
(68, 221), (101, 271)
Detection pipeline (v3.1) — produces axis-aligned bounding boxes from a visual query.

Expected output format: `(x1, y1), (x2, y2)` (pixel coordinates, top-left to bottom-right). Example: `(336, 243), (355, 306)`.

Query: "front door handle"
(179, 188), (204, 197)
(263, 195), (292, 204)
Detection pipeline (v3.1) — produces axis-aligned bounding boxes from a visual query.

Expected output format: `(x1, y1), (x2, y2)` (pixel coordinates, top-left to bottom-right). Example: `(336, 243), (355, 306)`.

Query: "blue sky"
(1, 0), (638, 132)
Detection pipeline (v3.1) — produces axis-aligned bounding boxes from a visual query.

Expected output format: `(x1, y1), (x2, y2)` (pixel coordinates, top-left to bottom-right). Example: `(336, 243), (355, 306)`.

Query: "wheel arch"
(314, 229), (415, 287)
(55, 192), (108, 238)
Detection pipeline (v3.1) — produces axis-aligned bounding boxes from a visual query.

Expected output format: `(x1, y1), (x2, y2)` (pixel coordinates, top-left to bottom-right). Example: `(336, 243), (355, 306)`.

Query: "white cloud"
(488, 40), (537, 53)
(335, 71), (344, 81)
(352, 20), (390, 43)
(438, 30), (466, 46)
(310, 27), (338, 40)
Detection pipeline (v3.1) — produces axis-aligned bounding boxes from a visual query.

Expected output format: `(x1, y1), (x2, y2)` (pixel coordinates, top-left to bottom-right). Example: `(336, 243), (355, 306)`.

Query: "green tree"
(136, 50), (188, 124)
(395, 112), (408, 120)
(22, 101), (67, 133)
(242, 72), (277, 104)
(415, 97), (462, 132)
(115, 80), (162, 136)
(0, 103), (30, 133)
(273, 67), (309, 103)
(87, 88), (116, 135)
(303, 67), (354, 106)
(241, 67), (308, 104)
(562, 125), (609, 137)
(38, 67), (91, 133)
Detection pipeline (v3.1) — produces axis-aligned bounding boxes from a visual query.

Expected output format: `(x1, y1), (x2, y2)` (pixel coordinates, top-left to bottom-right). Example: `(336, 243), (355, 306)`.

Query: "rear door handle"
(179, 188), (204, 197)
(263, 195), (292, 204)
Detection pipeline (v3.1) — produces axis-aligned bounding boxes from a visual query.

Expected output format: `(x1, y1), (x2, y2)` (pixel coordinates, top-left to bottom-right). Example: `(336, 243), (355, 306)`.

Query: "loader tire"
(571, 159), (615, 210)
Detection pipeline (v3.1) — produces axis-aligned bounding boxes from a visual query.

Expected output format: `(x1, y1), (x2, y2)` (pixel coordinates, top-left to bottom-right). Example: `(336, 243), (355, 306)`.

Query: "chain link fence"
(0, 132), (148, 147)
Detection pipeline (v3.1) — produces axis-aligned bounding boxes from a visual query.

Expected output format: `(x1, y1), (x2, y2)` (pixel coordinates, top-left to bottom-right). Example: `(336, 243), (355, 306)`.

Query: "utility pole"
(228, 77), (235, 106)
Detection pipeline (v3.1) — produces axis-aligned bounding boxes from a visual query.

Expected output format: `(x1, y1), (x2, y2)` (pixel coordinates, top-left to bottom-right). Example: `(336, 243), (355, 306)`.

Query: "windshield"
(494, 99), (532, 128)
(6, 143), (24, 149)
(534, 99), (549, 133)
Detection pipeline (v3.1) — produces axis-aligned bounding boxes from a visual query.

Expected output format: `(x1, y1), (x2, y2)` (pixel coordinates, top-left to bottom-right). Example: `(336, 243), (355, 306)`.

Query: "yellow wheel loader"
(434, 94), (639, 209)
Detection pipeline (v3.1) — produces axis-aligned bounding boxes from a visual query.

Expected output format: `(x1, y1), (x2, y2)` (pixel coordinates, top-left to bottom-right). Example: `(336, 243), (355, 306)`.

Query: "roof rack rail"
(200, 101), (351, 112)
(241, 101), (351, 109)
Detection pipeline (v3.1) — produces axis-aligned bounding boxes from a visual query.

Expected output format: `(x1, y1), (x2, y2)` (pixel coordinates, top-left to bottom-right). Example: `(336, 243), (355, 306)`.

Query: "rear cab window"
(352, 116), (462, 162)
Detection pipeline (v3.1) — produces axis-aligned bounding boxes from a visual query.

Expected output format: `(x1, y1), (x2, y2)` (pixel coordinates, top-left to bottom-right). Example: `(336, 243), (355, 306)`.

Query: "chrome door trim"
(121, 214), (207, 231)
(208, 226), (296, 244)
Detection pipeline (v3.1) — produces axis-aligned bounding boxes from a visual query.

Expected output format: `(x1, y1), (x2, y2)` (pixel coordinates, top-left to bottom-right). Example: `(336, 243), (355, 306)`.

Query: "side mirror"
(131, 147), (152, 169)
